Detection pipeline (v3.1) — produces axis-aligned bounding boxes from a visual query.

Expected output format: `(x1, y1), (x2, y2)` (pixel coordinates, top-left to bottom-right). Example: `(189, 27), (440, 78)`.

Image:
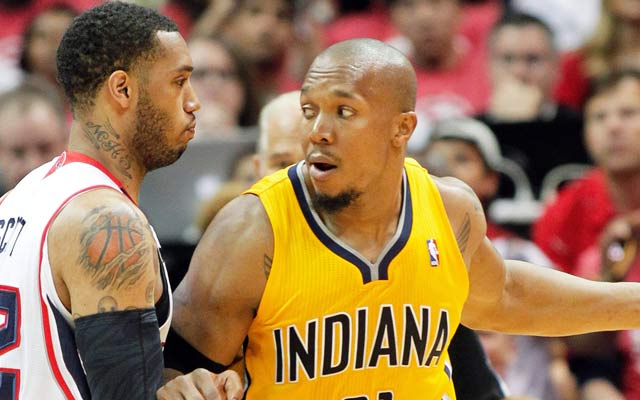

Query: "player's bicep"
(172, 194), (271, 365)
(49, 190), (158, 317)
(461, 237), (509, 328)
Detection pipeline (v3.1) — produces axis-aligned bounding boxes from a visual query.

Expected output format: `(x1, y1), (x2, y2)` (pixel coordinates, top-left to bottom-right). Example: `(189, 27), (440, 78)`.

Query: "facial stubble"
(132, 88), (186, 172)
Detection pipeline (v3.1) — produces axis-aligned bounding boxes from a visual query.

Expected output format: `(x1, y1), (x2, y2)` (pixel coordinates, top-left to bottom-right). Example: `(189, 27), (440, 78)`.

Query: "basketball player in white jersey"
(0, 2), (241, 399)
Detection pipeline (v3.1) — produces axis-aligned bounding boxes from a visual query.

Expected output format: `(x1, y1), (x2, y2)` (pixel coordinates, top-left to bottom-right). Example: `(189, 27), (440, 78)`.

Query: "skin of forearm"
(480, 260), (640, 336)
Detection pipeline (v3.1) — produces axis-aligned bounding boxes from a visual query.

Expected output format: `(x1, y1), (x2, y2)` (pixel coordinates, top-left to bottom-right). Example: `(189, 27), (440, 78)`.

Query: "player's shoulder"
(201, 192), (271, 243)
(247, 167), (292, 195)
(68, 187), (140, 213)
(187, 193), (273, 293)
(431, 175), (487, 246)
(52, 187), (147, 235)
(432, 175), (482, 212)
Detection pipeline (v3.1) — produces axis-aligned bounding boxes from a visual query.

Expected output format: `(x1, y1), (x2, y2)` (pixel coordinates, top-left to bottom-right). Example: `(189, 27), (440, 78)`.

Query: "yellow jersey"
(244, 158), (469, 400)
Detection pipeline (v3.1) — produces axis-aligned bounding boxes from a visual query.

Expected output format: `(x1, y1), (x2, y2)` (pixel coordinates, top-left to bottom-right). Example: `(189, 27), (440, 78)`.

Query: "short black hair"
(490, 12), (554, 46)
(56, 1), (178, 115)
(585, 68), (640, 105)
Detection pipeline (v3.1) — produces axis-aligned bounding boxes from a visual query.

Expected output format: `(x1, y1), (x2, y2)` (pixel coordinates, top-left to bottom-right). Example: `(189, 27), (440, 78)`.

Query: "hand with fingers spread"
(157, 369), (244, 400)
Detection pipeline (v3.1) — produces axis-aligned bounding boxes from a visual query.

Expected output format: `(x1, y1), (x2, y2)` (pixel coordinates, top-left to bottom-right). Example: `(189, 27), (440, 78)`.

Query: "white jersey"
(0, 151), (172, 400)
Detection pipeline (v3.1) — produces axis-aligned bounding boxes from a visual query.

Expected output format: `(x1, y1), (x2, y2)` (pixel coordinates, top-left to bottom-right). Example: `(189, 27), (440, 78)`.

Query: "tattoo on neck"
(78, 206), (152, 291)
(456, 213), (471, 254)
(264, 254), (273, 279)
(83, 120), (133, 179)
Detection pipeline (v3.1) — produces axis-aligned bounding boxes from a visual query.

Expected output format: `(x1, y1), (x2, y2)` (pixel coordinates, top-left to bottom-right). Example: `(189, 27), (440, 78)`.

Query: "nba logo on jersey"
(427, 238), (439, 266)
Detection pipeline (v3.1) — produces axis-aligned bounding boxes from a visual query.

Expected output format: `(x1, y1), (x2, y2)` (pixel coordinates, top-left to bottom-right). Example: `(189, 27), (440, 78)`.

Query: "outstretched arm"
(436, 177), (640, 336)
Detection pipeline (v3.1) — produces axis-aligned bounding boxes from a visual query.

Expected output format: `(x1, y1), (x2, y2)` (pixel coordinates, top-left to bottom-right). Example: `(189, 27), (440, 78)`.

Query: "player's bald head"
(307, 38), (417, 112)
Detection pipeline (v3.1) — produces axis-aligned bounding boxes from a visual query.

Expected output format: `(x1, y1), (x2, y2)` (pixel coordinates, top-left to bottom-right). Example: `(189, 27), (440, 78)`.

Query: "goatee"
(311, 189), (360, 214)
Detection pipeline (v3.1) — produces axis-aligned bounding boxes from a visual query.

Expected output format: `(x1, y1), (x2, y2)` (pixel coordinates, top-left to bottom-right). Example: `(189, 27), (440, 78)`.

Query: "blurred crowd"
(3, 0), (640, 399)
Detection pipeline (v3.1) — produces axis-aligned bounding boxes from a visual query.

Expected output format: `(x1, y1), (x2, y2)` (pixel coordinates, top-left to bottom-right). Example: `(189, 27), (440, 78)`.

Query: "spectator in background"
(0, 78), (67, 195)
(534, 69), (640, 400)
(19, 4), (77, 93)
(193, 90), (303, 237)
(0, 0), (96, 93)
(0, 0), (91, 41)
(188, 35), (258, 138)
(458, 0), (503, 51)
(324, 0), (502, 51)
(322, 0), (397, 45)
(252, 90), (303, 177)
(484, 13), (564, 123)
(507, 0), (601, 52)
(161, 0), (211, 37)
(556, 0), (640, 109)
(386, 0), (491, 151)
(212, 0), (297, 108)
(419, 117), (578, 400)
(162, 0), (297, 108)
(478, 12), (588, 197)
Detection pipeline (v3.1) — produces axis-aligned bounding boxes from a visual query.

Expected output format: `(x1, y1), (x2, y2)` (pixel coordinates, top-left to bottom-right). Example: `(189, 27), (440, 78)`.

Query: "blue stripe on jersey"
(49, 298), (91, 399)
(378, 174), (412, 280)
(287, 163), (413, 284)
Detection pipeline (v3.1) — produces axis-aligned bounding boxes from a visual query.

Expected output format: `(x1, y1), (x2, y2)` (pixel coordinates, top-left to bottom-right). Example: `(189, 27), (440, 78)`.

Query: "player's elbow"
(461, 300), (511, 332)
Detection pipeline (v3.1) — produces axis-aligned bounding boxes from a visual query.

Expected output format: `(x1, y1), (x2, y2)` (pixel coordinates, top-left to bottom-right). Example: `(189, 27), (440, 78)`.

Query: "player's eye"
(338, 106), (355, 118)
(302, 106), (316, 119)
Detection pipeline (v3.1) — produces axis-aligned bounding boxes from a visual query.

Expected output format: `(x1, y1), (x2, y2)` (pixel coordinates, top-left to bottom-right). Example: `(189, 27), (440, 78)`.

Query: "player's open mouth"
(312, 162), (336, 172)
(309, 161), (337, 181)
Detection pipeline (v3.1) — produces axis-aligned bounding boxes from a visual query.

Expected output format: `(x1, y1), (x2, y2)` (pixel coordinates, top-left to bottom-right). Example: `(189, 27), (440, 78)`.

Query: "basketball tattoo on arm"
(77, 206), (153, 291)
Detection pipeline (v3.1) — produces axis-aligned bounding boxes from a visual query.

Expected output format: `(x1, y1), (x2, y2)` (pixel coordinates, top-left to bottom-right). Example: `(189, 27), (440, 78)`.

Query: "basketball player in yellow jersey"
(165, 38), (640, 399)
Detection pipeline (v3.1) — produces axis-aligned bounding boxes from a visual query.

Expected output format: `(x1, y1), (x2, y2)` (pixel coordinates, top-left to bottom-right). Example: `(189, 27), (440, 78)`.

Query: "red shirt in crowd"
(532, 168), (616, 274)
(533, 168), (640, 398)
(554, 50), (589, 110)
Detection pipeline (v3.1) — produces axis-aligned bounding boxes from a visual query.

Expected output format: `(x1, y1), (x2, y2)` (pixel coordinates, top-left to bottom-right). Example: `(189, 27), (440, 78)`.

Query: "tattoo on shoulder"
(83, 120), (132, 179)
(263, 254), (273, 279)
(455, 213), (471, 254)
(78, 206), (153, 291)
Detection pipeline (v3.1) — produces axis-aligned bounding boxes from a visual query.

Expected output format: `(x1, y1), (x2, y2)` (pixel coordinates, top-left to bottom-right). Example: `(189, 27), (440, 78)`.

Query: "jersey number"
(0, 286), (21, 400)
(344, 391), (393, 400)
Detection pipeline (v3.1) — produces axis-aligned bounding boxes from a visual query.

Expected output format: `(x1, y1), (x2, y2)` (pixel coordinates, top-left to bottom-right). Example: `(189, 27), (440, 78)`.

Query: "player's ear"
(106, 70), (134, 110)
(392, 111), (417, 147)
